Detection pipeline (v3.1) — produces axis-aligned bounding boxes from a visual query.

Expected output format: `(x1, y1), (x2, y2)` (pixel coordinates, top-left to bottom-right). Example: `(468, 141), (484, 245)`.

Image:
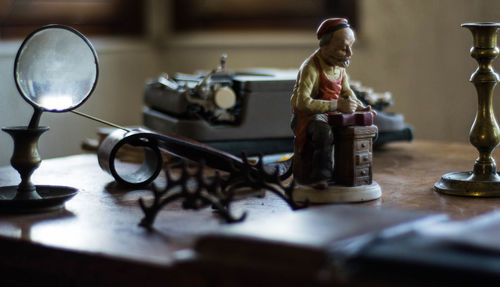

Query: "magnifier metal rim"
(13, 24), (99, 113)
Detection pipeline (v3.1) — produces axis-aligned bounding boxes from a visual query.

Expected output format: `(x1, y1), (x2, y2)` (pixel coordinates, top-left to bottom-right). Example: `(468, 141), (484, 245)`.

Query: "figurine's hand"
(357, 105), (377, 116)
(337, 97), (357, 114)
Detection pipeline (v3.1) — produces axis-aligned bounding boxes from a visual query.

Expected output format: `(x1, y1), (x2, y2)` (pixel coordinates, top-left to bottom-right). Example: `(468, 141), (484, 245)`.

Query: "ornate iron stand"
(435, 22), (500, 196)
(138, 154), (303, 229)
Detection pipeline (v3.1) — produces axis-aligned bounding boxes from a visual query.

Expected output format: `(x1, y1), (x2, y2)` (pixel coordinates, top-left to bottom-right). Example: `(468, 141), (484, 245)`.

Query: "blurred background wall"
(0, 0), (499, 166)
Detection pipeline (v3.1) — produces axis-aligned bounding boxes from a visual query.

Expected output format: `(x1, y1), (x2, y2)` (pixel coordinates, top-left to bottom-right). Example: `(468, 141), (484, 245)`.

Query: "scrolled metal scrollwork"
(138, 154), (306, 229)
(138, 161), (246, 229)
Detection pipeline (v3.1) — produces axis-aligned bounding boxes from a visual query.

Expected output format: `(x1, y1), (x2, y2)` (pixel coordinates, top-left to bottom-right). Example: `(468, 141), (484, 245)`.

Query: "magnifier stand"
(0, 126), (77, 213)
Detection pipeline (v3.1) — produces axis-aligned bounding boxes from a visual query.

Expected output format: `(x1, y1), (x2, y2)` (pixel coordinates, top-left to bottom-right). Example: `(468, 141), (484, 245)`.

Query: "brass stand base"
(0, 185), (78, 213)
(434, 172), (500, 197)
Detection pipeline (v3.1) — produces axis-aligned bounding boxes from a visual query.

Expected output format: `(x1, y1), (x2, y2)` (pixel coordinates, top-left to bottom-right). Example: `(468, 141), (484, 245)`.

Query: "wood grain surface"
(370, 141), (500, 219)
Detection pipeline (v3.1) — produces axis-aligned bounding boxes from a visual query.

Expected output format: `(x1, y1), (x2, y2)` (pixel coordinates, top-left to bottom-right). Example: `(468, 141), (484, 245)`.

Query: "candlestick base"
(434, 171), (500, 197)
(0, 185), (77, 213)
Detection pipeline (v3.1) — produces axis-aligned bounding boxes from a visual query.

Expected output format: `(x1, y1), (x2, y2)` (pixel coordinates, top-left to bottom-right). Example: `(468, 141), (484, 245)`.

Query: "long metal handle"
(70, 110), (130, 132)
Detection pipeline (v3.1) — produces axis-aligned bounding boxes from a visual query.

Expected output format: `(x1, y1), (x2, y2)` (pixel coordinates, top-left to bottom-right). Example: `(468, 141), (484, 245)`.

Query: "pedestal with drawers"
(333, 125), (378, 186)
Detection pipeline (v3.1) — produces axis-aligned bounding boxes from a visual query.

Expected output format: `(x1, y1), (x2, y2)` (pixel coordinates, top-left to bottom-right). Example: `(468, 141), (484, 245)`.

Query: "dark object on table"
(194, 205), (500, 286)
(330, 210), (500, 286)
(192, 205), (448, 286)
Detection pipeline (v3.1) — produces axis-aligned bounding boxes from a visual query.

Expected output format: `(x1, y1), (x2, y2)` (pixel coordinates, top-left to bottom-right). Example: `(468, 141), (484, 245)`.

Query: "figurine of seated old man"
(290, 18), (375, 190)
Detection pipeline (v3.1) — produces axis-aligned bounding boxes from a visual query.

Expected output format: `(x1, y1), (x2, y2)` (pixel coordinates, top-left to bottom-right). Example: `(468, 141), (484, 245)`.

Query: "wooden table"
(0, 140), (499, 286)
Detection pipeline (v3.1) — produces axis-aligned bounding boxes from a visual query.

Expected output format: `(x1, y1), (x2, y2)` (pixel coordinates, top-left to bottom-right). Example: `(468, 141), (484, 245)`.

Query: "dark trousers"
(291, 113), (334, 184)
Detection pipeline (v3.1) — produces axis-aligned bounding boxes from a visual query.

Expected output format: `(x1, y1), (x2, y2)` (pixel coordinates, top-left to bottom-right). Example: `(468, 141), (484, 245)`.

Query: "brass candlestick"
(0, 125), (78, 212)
(435, 22), (500, 196)
(3, 126), (49, 200)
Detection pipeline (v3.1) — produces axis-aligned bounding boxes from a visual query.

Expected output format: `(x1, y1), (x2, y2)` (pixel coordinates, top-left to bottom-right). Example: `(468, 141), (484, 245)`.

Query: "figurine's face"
(320, 28), (355, 68)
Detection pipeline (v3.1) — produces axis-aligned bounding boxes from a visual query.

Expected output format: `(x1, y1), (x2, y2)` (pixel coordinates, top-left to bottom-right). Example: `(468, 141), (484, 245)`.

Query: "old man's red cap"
(316, 18), (349, 39)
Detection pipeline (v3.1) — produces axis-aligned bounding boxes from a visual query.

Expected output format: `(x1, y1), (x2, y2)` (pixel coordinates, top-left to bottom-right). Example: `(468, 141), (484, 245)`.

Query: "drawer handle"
(361, 143), (367, 148)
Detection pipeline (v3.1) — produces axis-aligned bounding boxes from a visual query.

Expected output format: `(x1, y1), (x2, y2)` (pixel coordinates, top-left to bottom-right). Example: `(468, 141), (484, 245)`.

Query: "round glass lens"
(15, 26), (98, 112)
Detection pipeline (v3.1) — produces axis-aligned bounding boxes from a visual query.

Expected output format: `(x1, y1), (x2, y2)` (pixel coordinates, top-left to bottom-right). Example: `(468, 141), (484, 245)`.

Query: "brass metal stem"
(434, 22), (500, 197)
(464, 23), (500, 180)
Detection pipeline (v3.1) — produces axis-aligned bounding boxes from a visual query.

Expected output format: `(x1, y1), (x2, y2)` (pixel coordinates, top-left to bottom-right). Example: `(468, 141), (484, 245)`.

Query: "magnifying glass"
(14, 24), (127, 131)
(0, 25), (131, 212)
